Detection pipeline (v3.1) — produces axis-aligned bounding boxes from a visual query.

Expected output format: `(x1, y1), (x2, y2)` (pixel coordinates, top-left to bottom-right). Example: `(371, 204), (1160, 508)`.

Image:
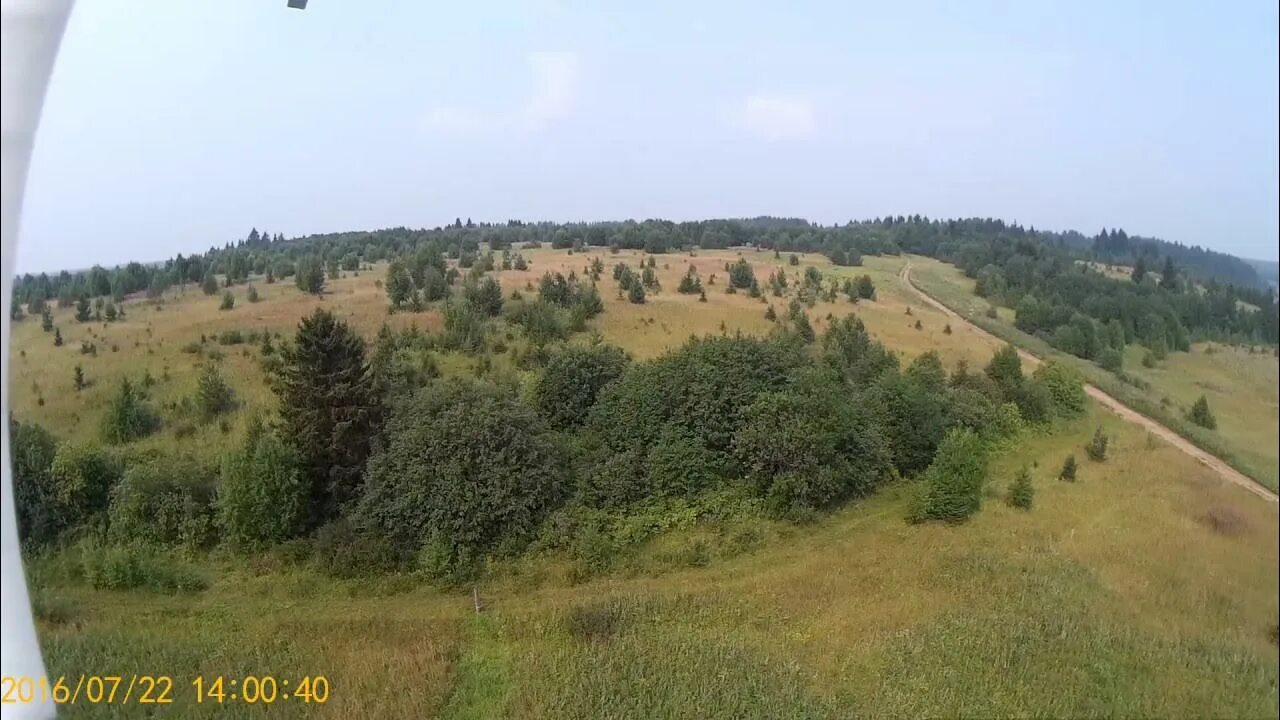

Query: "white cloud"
(421, 51), (580, 135)
(521, 51), (580, 129)
(734, 94), (816, 139)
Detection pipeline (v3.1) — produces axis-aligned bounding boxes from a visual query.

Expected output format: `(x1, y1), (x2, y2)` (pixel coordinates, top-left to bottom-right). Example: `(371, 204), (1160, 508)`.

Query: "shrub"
(728, 259), (756, 289)
(646, 425), (723, 498)
(311, 518), (400, 578)
(911, 428), (987, 523)
(564, 599), (628, 642)
(734, 377), (891, 517)
(219, 426), (306, 550)
(533, 343), (630, 428)
(49, 443), (120, 532)
(464, 277), (504, 317)
(985, 344), (1024, 397)
(108, 453), (217, 549)
(100, 378), (158, 444)
(80, 542), (206, 592)
(1187, 394), (1217, 430)
(246, 284), (259, 303)
(587, 334), (804, 458)
(11, 418), (61, 547)
(508, 299), (568, 347)
(1198, 506), (1246, 535)
(1085, 427), (1109, 462)
(1014, 378), (1055, 425)
(442, 298), (489, 351)
(195, 363), (234, 418)
(1006, 466), (1034, 510)
(1033, 361), (1086, 417)
(219, 291), (235, 310)
(1059, 454), (1078, 481)
(356, 381), (566, 572)
(1097, 347), (1123, 373)
(217, 329), (245, 345)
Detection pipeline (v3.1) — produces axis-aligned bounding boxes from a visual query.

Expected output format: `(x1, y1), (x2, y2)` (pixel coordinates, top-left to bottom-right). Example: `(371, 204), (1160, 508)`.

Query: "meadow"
(10, 247), (1279, 718)
(9, 247), (997, 454)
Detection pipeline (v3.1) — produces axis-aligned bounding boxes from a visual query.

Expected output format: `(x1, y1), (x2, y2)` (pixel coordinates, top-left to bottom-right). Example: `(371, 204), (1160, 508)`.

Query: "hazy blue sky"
(18, 0), (1279, 273)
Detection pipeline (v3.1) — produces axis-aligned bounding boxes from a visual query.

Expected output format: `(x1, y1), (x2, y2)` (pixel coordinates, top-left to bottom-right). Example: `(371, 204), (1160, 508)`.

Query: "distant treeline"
(12, 217), (1278, 358)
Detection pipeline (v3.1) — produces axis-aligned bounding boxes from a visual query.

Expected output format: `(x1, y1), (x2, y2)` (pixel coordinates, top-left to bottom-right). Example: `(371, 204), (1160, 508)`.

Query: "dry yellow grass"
(10, 248), (994, 448)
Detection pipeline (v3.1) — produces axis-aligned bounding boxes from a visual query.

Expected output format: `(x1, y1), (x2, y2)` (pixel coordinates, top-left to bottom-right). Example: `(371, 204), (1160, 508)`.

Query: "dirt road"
(899, 261), (1278, 503)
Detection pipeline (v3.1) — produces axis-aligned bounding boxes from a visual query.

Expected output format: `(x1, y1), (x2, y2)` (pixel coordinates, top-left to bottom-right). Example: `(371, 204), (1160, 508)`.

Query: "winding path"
(899, 260), (1278, 504)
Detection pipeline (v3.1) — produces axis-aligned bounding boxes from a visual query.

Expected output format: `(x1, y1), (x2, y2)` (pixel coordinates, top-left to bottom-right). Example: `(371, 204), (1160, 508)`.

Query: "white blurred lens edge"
(2, 0), (74, 718)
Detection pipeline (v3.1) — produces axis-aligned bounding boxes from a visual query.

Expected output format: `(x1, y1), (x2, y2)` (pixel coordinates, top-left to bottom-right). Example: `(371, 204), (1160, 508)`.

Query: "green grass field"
(10, 248), (1280, 718)
(908, 255), (1280, 491)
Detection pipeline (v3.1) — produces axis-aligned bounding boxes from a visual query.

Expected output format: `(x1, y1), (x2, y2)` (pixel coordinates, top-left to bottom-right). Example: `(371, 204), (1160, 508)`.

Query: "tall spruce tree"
(276, 309), (383, 527)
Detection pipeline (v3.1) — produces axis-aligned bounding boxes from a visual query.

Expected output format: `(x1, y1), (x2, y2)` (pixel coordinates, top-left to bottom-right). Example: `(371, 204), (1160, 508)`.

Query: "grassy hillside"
(11, 247), (1279, 717)
(908, 255), (1280, 491)
(28, 409), (1279, 718)
(9, 248), (998, 453)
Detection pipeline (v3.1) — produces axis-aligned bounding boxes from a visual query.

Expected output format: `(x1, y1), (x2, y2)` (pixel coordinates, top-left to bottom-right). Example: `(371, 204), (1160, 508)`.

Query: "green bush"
(311, 518), (401, 578)
(219, 427), (306, 550)
(195, 363), (235, 418)
(588, 334), (804, 457)
(1086, 427), (1109, 462)
(48, 442), (120, 533)
(442, 298), (489, 351)
(734, 378), (891, 517)
(1006, 466), (1034, 510)
(1097, 347), (1123, 373)
(80, 543), (206, 592)
(216, 329), (244, 345)
(1059, 454), (1078, 481)
(1187, 394), (1217, 430)
(107, 453), (217, 549)
(11, 418), (62, 547)
(356, 381), (566, 571)
(508, 299), (569, 347)
(100, 378), (158, 444)
(1032, 361), (1086, 416)
(463, 276), (504, 316)
(646, 425), (724, 498)
(1014, 378), (1055, 425)
(910, 428), (988, 523)
(985, 344), (1024, 397)
(533, 343), (630, 428)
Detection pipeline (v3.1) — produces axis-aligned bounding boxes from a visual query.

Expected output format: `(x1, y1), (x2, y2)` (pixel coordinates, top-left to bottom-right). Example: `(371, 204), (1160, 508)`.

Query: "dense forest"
(12, 217), (1279, 369)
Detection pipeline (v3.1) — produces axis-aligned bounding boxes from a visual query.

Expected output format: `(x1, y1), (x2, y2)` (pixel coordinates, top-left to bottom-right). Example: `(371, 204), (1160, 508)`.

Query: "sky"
(16, 0), (1280, 273)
